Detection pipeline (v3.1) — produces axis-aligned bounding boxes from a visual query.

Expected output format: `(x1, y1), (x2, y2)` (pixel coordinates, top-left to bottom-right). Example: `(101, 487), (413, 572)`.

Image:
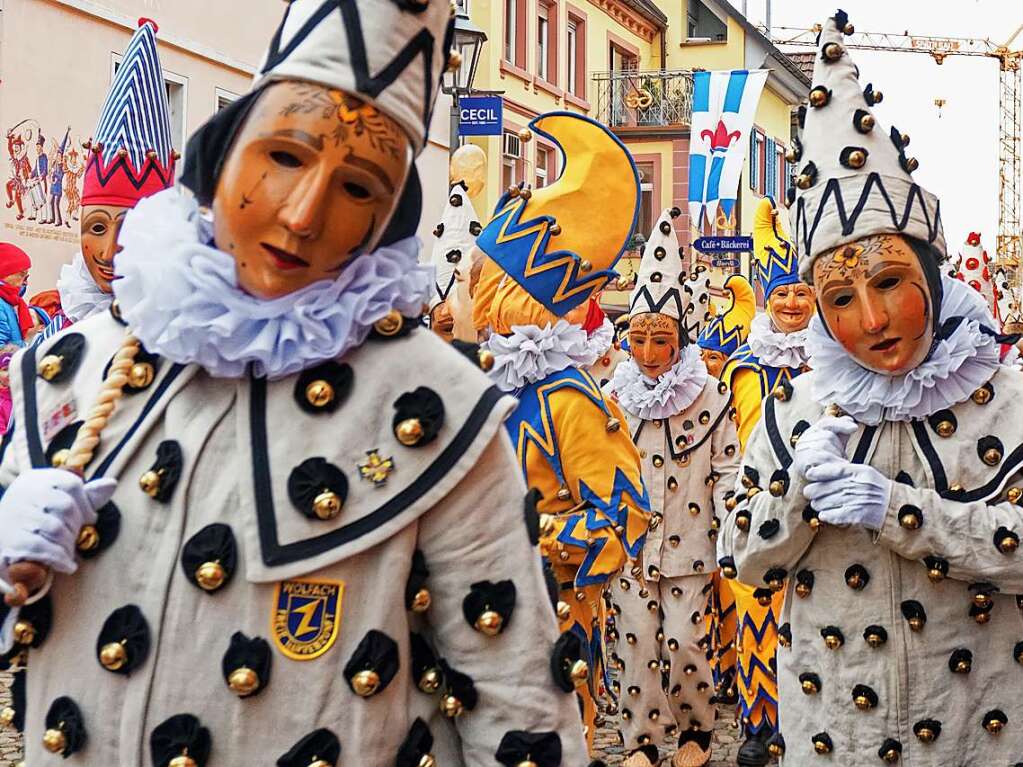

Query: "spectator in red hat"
(0, 243), (36, 346)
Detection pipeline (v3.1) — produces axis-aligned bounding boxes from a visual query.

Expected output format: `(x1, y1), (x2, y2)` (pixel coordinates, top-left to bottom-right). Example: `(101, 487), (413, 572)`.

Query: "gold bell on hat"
(474, 610), (503, 636)
(228, 666), (261, 697)
(411, 587), (432, 613)
(139, 468), (164, 497)
(374, 309), (403, 337)
(42, 727), (67, 754)
(0, 707), (14, 727)
(38, 354), (63, 381)
(100, 640), (128, 671)
(352, 669), (381, 697)
(305, 379), (335, 409)
(556, 600), (572, 621)
(570, 659), (589, 686)
(605, 417), (621, 433)
(313, 490), (343, 521)
(396, 418), (425, 447)
(128, 361), (155, 389)
(419, 667), (442, 694)
(77, 524), (100, 552)
(195, 560), (226, 591)
(12, 619), (35, 645)
(418, 755), (437, 767)
(169, 753), (198, 767)
(477, 349), (495, 372)
(440, 694), (464, 718)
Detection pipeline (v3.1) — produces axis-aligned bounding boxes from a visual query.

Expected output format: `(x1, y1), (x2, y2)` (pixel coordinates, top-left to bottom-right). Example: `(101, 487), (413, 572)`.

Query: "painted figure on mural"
(27, 132), (49, 223)
(720, 11), (1023, 765)
(62, 144), (85, 225)
(45, 131), (69, 229)
(474, 111), (651, 756)
(5, 126), (32, 222)
(605, 207), (740, 767)
(0, 4), (601, 765)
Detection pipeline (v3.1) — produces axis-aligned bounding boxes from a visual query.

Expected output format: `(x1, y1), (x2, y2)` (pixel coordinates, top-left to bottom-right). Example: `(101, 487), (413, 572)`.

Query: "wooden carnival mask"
(699, 348), (728, 379)
(814, 234), (934, 375)
(213, 81), (412, 299)
(767, 282), (816, 334)
(629, 312), (681, 379)
(80, 205), (129, 294)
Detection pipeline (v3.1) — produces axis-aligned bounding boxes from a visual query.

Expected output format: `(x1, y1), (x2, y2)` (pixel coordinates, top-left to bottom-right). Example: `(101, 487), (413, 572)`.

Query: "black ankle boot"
(736, 729), (770, 767)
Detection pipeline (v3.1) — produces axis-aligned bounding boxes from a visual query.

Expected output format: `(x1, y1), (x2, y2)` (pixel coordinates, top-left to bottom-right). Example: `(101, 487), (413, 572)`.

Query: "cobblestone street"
(0, 667), (742, 766)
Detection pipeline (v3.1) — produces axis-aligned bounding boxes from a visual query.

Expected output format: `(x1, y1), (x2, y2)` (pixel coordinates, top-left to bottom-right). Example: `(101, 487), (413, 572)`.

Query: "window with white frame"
(504, 0), (517, 62)
(537, 4), (550, 82)
(636, 162), (655, 239)
(503, 129), (522, 190)
(536, 146), (550, 187)
(215, 88), (241, 112)
(567, 20), (578, 94)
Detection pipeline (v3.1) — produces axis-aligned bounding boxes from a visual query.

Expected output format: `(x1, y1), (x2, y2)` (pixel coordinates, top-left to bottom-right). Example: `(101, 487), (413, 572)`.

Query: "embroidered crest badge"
(272, 579), (344, 661)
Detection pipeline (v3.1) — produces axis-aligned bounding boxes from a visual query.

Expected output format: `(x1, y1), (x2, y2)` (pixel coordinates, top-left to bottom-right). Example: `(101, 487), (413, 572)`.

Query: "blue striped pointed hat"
(82, 18), (176, 208)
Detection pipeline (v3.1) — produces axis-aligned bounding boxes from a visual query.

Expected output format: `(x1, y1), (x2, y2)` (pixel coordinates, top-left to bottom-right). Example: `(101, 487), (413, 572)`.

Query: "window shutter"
(749, 132), (757, 191)
(766, 138), (776, 200)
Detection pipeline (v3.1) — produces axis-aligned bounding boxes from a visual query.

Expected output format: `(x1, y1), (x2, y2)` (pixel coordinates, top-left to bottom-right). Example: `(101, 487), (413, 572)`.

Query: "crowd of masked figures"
(2, 4), (1023, 767)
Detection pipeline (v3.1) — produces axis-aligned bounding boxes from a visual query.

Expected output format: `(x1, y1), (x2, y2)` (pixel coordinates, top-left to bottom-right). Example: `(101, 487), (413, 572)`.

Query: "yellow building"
(463, 0), (810, 312)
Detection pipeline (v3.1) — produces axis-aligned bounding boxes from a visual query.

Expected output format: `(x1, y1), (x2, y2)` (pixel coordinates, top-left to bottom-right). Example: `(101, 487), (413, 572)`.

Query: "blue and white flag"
(688, 69), (768, 232)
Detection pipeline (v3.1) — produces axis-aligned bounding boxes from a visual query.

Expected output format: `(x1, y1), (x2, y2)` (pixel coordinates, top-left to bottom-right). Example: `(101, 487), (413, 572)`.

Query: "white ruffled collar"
(585, 317), (615, 362)
(807, 275), (1002, 424)
(747, 312), (809, 368)
(113, 188), (433, 380)
(484, 320), (593, 392)
(56, 251), (111, 322)
(608, 344), (708, 420)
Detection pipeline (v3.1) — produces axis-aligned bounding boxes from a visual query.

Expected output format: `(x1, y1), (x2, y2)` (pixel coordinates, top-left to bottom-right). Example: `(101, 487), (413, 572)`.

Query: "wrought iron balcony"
(592, 69), (695, 130)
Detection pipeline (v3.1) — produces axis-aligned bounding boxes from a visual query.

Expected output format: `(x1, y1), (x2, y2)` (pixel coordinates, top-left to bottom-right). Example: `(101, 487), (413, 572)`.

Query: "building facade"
(463, 0), (809, 312)
(0, 0), (453, 294)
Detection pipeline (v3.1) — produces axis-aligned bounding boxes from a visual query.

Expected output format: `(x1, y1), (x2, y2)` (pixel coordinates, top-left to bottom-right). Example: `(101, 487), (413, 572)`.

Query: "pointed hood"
(476, 111), (640, 317)
(82, 19), (176, 208)
(698, 274), (756, 356)
(753, 196), (798, 298)
(790, 9), (945, 281)
(429, 182), (481, 310)
(682, 262), (712, 339)
(629, 206), (689, 321)
(957, 232), (994, 297)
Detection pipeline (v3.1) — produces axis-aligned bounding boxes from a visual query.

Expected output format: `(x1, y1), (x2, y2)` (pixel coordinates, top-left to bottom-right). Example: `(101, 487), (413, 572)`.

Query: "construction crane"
(769, 23), (1023, 271)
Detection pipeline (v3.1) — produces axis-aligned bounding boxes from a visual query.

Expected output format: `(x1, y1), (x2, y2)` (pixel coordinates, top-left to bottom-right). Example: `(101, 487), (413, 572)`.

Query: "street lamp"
(442, 6), (487, 155)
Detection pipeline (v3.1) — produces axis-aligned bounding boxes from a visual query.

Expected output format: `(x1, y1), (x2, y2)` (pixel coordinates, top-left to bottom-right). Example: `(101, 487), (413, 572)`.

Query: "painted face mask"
(80, 205), (129, 293)
(628, 312), (682, 379)
(212, 81), (412, 300)
(767, 282), (816, 334)
(430, 302), (455, 343)
(814, 234), (935, 375)
(699, 348), (728, 379)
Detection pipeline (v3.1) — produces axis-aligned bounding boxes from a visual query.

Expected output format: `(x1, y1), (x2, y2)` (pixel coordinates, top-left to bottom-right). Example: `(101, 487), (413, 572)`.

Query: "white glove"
(0, 469), (117, 577)
(792, 415), (858, 480)
(803, 460), (892, 530)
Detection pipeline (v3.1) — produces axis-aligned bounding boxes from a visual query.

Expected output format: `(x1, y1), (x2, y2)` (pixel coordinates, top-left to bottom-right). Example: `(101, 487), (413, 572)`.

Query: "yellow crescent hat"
(476, 111), (640, 316)
(753, 196), (799, 299)
(697, 274), (756, 356)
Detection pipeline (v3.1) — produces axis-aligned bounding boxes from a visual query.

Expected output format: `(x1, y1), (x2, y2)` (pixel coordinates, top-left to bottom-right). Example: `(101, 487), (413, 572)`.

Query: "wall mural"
(4, 119), (82, 245)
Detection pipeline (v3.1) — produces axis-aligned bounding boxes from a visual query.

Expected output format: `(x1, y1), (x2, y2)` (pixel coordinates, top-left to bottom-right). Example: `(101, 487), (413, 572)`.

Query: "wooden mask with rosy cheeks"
(629, 312), (682, 379)
(80, 205), (128, 294)
(814, 234), (937, 375)
(212, 81), (412, 300)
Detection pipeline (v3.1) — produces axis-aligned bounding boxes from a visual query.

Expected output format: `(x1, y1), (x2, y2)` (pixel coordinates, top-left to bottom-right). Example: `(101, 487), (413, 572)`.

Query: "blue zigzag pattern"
(95, 22), (173, 170)
(723, 346), (799, 401)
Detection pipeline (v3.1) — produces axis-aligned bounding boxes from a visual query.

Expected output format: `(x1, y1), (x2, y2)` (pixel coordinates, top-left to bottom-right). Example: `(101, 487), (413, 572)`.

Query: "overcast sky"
(743, 0), (1021, 259)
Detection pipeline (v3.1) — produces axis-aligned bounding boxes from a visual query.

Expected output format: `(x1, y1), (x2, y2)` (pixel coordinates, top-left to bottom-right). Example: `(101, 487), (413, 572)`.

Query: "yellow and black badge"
(272, 579), (344, 660)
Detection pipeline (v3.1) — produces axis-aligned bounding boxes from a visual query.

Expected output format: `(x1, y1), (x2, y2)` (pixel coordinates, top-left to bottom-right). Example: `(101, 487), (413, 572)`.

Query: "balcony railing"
(592, 69), (695, 130)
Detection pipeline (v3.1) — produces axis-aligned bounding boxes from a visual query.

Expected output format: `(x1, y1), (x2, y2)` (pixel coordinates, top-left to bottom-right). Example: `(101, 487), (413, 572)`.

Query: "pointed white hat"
(429, 183), (481, 310)
(629, 207), (690, 321)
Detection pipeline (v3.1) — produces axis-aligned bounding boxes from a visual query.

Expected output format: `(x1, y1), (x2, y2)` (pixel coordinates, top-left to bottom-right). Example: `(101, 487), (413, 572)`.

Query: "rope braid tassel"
(65, 333), (141, 473)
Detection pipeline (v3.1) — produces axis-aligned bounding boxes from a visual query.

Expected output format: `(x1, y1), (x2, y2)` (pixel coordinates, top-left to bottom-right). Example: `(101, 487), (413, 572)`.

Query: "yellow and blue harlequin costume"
(697, 274), (756, 701)
(720, 198), (810, 751)
(475, 111), (651, 753)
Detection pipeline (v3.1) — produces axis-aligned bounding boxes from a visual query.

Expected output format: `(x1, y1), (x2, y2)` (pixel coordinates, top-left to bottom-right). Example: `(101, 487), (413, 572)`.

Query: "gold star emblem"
(359, 450), (395, 487)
